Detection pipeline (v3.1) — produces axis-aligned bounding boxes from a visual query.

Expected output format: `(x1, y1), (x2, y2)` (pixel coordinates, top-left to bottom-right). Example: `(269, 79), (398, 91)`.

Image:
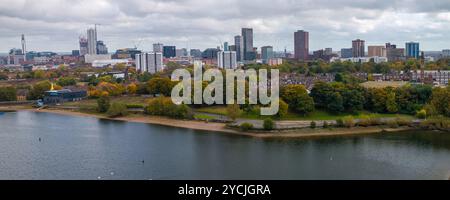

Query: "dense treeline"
(0, 87), (17, 101)
(307, 81), (449, 117)
(246, 58), (450, 74)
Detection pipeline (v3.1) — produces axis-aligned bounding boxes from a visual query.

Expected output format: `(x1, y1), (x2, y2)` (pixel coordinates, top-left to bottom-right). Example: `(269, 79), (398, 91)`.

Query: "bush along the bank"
(419, 116), (450, 131)
(97, 96), (110, 113)
(387, 119), (399, 128)
(416, 109), (427, 119)
(335, 119), (344, 127)
(310, 121), (316, 129)
(342, 116), (355, 128)
(323, 121), (329, 128)
(106, 102), (128, 118)
(357, 115), (371, 127)
(396, 116), (412, 127)
(263, 119), (275, 130)
(145, 96), (193, 119)
(240, 123), (254, 132)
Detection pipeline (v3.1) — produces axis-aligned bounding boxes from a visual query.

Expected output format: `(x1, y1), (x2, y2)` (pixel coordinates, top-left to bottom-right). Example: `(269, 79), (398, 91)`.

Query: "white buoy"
(97, 176), (102, 180)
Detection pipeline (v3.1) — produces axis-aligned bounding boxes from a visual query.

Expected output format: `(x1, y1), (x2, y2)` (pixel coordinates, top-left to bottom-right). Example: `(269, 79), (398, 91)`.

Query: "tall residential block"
(443, 49), (450, 57)
(79, 37), (88, 56)
(234, 35), (244, 61)
(368, 46), (386, 57)
(386, 43), (405, 61)
(217, 51), (237, 69)
(135, 52), (164, 74)
(87, 28), (97, 55)
(405, 42), (420, 59)
(294, 30), (309, 60)
(352, 39), (365, 58)
(324, 48), (333, 56)
(96, 40), (108, 54)
(261, 46), (274, 64)
(341, 48), (353, 58)
(242, 28), (255, 60)
(163, 46), (176, 58)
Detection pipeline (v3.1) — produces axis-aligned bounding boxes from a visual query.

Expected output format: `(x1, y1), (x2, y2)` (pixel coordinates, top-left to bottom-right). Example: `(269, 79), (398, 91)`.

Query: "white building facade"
(217, 51), (237, 69)
(135, 52), (164, 74)
(87, 28), (97, 55)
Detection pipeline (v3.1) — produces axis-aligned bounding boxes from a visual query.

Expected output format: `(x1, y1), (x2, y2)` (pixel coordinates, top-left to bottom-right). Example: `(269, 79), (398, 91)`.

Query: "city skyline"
(0, 0), (450, 52)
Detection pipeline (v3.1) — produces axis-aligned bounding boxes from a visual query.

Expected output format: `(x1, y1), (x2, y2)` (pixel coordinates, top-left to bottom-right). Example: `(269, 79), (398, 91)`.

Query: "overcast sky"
(1, 0), (449, 53)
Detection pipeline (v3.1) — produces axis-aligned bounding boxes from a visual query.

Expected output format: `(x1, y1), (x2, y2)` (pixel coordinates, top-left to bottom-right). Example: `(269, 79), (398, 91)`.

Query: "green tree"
(106, 102), (128, 118)
(263, 118), (275, 130)
(341, 86), (365, 113)
(33, 70), (45, 79)
(147, 77), (174, 96)
(386, 92), (398, 113)
(27, 80), (51, 100)
(0, 87), (17, 101)
(429, 87), (450, 117)
(97, 96), (111, 113)
(281, 84), (315, 115)
(226, 103), (242, 121)
(334, 73), (344, 82)
(310, 81), (334, 108)
(367, 88), (387, 113)
(327, 92), (344, 113)
(277, 99), (289, 118)
(145, 96), (192, 119)
(57, 77), (77, 87)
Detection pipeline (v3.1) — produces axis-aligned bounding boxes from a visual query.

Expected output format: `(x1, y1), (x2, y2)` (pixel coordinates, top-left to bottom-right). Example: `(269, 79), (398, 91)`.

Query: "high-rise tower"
(87, 28), (97, 55)
(294, 30), (309, 60)
(21, 34), (26, 61)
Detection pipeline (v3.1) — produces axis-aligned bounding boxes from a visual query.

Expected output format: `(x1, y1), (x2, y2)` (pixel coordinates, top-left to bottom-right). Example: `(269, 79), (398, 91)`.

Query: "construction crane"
(133, 38), (145, 50)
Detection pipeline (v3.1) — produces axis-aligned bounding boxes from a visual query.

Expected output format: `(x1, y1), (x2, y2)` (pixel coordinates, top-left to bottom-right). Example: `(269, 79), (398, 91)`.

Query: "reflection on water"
(0, 111), (450, 180)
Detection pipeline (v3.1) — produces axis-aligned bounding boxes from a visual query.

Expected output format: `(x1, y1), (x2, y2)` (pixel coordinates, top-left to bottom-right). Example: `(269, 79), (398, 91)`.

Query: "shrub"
(343, 116), (355, 128)
(171, 104), (193, 119)
(97, 96), (110, 113)
(106, 103), (128, 118)
(263, 118), (275, 130)
(357, 115), (371, 127)
(396, 117), (412, 127)
(387, 120), (399, 128)
(226, 104), (242, 121)
(240, 123), (254, 131)
(416, 109), (427, 119)
(310, 121), (316, 129)
(368, 115), (382, 126)
(420, 117), (450, 130)
(336, 119), (344, 127)
(323, 121), (329, 128)
(145, 96), (192, 119)
(277, 99), (289, 118)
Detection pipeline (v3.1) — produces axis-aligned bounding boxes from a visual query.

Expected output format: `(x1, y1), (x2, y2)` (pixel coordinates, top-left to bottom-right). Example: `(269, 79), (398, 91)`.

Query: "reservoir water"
(0, 111), (450, 180)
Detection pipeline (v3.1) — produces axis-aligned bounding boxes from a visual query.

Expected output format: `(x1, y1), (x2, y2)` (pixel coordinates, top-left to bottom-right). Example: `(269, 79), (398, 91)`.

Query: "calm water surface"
(0, 111), (450, 180)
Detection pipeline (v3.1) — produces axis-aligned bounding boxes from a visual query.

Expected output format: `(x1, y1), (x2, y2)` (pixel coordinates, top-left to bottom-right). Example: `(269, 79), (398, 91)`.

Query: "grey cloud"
(0, 0), (449, 52)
